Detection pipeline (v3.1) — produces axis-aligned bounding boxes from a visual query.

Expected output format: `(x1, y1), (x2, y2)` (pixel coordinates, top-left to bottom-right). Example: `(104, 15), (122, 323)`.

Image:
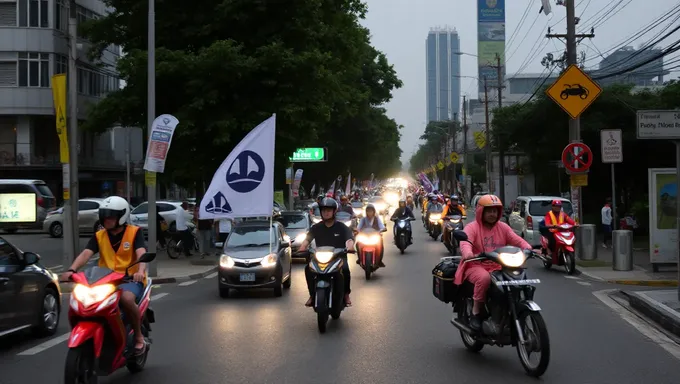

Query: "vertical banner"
(143, 114), (179, 173)
(477, 0), (505, 97)
(51, 74), (68, 163)
(291, 169), (303, 197)
(648, 168), (678, 265)
(345, 173), (351, 196)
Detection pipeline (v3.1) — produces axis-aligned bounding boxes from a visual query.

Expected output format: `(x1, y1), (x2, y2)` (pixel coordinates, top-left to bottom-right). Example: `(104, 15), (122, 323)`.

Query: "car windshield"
(280, 215), (307, 229)
(226, 226), (275, 247)
(529, 200), (574, 217)
(336, 211), (352, 221)
(131, 203), (148, 214)
(369, 197), (385, 204)
(351, 202), (363, 208)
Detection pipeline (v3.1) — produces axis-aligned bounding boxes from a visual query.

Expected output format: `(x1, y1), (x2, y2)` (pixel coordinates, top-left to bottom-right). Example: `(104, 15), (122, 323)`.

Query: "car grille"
(234, 261), (261, 268)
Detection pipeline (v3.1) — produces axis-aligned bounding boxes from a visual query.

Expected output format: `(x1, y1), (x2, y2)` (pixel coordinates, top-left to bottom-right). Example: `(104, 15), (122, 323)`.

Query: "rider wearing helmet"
(442, 194), (465, 217)
(540, 199), (576, 256)
(299, 197), (355, 307)
(390, 199), (415, 243)
(338, 195), (354, 215)
(357, 204), (387, 266)
(453, 195), (532, 331)
(60, 196), (148, 355)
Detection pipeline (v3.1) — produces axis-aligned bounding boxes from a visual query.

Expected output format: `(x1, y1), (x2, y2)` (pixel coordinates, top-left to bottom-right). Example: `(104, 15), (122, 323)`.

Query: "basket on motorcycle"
(432, 257), (460, 303)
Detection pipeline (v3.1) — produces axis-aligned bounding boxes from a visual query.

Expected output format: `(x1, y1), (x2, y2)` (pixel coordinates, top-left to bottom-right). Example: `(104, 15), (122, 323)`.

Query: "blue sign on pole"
(477, 0), (505, 22)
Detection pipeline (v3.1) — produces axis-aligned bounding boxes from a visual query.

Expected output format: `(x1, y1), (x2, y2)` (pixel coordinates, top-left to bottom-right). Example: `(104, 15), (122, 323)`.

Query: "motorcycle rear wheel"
(458, 299), (484, 352)
(64, 342), (98, 384)
(166, 239), (180, 259)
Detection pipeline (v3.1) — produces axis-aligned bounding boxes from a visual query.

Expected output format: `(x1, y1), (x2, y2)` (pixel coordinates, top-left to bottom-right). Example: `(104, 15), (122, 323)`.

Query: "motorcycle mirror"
(452, 230), (468, 242)
(137, 252), (156, 264)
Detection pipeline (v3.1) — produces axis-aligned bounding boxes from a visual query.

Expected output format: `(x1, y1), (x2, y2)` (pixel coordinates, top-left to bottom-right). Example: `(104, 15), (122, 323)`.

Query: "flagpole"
(269, 214), (273, 257)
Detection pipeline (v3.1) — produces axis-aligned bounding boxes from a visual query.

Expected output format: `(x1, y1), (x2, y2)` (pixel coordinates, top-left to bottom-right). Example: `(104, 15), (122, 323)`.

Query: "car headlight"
(357, 234), (380, 245)
(261, 254), (277, 267)
(315, 251), (333, 263)
(219, 254), (235, 268)
(295, 233), (307, 243)
(374, 203), (385, 212)
(498, 251), (526, 268)
(72, 284), (116, 307)
(343, 220), (352, 227)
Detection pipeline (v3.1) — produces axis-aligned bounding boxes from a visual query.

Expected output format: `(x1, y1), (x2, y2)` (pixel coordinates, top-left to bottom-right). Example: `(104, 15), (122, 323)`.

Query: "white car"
(129, 200), (194, 234)
(507, 196), (574, 246)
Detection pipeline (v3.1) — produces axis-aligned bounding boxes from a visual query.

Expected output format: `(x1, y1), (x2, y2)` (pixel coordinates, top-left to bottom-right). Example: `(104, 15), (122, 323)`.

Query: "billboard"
(478, 0), (506, 95)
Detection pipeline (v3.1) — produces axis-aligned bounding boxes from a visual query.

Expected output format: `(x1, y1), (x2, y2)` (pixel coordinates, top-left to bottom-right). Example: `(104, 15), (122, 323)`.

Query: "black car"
(277, 211), (312, 257)
(217, 220), (293, 298)
(0, 236), (61, 338)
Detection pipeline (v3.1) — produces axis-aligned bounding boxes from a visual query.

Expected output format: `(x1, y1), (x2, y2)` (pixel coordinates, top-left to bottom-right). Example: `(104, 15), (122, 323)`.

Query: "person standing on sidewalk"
(601, 198), (613, 248)
(195, 202), (214, 257)
(216, 218), (232, 251)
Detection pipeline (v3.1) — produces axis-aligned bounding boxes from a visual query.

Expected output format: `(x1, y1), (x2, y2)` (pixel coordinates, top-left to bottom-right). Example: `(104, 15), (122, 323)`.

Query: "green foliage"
(408, 120), (456, 174)
(80, 0), (403, 190)
(491, 81), (680, 213)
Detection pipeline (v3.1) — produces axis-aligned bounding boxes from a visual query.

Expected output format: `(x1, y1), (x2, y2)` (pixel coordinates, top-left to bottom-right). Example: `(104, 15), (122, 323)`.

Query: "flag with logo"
(51, 74), (68, 163)
(345, 173), (351, 196)
(292, 169), (303, 197)
(199, 115), (276, 219)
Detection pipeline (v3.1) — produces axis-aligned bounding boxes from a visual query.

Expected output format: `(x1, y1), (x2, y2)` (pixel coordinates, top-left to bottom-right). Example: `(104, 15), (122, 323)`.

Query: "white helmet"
(98, 196), (130, 227)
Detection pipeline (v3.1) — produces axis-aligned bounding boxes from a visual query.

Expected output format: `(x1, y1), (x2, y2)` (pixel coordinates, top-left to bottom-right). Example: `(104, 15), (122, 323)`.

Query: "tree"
(80, 0), (402, 191)
(408, 120), (455, 174)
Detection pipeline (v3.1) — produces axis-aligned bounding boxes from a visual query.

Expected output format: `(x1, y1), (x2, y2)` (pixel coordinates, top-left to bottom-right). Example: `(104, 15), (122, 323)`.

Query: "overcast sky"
(360, 0), (680, 166)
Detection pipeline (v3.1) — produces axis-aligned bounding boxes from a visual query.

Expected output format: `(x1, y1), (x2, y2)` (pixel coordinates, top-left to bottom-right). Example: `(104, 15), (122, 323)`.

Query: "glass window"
(29, 0), (38, 27)
(131, 203), (148, 214)
(29, 61), (39, 86)
(40, 0), (48, 27)
(35, 184), (53, 197)
(18, 60), (28, 86)
(279, 215), (307, 229)
(18, 53), (50, 88)
(78, 201), (100, 211)
(157, 203), (175, 212)
(528, 200), (574, 217)
(40, 58), (49, 87)
(226, 226), (275, 247)
(0, 238), (18, 266)
(18, 0), (28, 27)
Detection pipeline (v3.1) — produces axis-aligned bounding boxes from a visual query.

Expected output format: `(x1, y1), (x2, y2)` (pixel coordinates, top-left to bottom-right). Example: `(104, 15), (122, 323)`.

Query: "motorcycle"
(428, 211), (443, 240)
(444, 230), (550, 377)
(63, 252), (157, 383)
(442, 214), (465, 255)
(308, 247), (356, 333)
(540, 223), (577, 275)
(392, 217), (415, 254)
(355, 227), (387, 279)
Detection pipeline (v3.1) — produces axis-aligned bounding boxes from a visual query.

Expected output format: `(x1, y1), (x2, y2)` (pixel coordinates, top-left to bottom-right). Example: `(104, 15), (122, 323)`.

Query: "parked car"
(43, 198), (107, 238)
(276, 210), (313, 258)
(217, 220), (292, 298)
(0, 236), (61, 338)
(507, 196), (574, 245)
(0, 179), (56, 233)
(129, 200), (193, 235)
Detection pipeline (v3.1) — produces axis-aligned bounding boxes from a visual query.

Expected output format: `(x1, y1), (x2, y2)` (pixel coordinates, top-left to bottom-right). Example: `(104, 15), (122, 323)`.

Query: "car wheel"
(32, 287), (60, 337)
(273, 270), (284, 297)
(49, 222), (64, 238)
(219, 283), (230, 298)
(282, 265), (292, 289)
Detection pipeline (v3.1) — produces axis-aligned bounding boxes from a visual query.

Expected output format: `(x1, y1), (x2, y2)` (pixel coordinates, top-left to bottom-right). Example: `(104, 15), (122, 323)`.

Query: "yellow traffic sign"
(546, 64), (602, 119)
(570, 174), (588, 187)
(450, 152), (459, 164)
(473, 131), (486, 149)
(437, 161), (445, 170)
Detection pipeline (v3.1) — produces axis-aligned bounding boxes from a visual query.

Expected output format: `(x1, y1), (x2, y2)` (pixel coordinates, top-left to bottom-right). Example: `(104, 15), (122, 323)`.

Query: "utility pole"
(147, 0), (158, 276)
(451, 113), (458, 193)
(546, 0), (594, 222)
(495, 53), (505, 204)
(483, 76), (492, 193)
(462, 96), (468, 201)
(125, 127), (131, 204)
(63, 0), (79, 268)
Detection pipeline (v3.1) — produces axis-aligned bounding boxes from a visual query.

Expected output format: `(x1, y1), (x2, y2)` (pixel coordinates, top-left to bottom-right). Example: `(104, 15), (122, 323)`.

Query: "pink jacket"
(454, 203), (531, 285)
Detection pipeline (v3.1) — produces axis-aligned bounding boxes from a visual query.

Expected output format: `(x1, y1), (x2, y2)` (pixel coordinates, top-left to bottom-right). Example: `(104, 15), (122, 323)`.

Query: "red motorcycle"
(354, 227), (386, 280)
(540, 223), (577, 275)
(64, 252), (156, 383)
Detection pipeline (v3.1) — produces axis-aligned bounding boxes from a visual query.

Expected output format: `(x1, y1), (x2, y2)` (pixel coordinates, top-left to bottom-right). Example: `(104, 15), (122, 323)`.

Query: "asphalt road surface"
(1, 215), (680, 383)
(2, 230), (90, 273)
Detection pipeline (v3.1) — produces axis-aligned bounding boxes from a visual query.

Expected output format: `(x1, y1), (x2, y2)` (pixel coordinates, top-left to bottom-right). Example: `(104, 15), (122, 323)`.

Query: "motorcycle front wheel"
(315, 290), (329, 333)
(563, 251), (576, 275)
(64, 342), (98, 384)
(516, 311), (551, 377)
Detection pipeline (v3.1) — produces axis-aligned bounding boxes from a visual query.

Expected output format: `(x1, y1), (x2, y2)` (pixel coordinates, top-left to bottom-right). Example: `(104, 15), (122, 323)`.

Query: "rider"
(540, 199), (577, 256)
(309, 194), (324, 216)
(454, 194), (532, 331)
(406, 194), (415, 211)
(299, 197), (355, 307)
(390, 199), (415, 244)
(442, 194), (466, 217)
(338, 195), (355, 215)
(60, 196), (148, 355)
(357, 204), (387, 266)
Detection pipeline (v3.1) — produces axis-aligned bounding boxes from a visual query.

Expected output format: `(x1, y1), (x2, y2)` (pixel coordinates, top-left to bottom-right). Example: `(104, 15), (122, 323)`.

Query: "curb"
(151, 266), (219, 284)
(626, 291), (680, 338)
(607, 279), (678, 287)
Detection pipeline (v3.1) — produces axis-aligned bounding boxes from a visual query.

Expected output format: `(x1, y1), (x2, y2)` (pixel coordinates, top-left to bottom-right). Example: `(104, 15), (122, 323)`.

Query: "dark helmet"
(319, 197), (338, 211)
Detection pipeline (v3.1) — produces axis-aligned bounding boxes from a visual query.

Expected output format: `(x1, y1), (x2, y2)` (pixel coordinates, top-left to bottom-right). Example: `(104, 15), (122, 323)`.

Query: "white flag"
(199, 115), (276, 219)
(345, 173), (351, 195)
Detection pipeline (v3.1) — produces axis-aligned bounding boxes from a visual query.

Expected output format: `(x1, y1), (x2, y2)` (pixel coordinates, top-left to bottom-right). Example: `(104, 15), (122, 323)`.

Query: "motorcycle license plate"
(495, 279), (541, 286)
(239, 273), (255, 282)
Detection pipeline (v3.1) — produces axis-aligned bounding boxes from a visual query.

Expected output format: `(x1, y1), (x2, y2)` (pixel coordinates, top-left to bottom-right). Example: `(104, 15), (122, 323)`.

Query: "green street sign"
(289, 147), (328, 162)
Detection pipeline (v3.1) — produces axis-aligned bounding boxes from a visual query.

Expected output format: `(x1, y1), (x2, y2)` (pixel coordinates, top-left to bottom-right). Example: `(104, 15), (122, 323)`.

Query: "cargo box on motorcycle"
(432, 256), (461, 303)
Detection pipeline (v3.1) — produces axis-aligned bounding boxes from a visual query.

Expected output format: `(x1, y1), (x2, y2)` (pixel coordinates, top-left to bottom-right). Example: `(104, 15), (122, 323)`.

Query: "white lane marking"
(151, 292), (169, 301)
(577, 281), (591, 286)
(564, 276), (581, 280)
(17, 333), (70, 356)
(178, 280), (197, 287)
(47, 265), (63, 271)
(205, 272), (217, 279)
(593, 289), (680, 361)
(580, 270), (605, 281)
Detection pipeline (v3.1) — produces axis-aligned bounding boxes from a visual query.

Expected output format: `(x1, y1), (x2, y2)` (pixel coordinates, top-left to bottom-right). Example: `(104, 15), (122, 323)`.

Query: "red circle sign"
(561, 143), (593, 173)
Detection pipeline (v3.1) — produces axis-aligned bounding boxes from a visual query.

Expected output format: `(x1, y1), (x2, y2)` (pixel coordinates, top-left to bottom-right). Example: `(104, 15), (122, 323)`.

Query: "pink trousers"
(463, 265), (492, 302)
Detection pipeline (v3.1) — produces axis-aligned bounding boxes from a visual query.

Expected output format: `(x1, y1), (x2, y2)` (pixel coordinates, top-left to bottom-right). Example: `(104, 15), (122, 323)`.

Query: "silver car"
(277, 211), (314, 258)
(43, 198), (105, 237)
(507, 196), (574, 245)
(218, 220), (292, 298)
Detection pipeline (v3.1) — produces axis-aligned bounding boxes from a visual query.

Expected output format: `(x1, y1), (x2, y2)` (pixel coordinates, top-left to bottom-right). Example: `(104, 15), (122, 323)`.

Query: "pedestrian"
(194, 201), (213, 257)
(215, 218), (231, 252)
(601, 198), (613, 248)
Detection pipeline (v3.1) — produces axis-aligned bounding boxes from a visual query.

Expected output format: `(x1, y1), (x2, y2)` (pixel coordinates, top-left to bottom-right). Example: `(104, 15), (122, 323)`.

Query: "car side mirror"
(280, 241), (290, 248)
(23, 252), (40, 265)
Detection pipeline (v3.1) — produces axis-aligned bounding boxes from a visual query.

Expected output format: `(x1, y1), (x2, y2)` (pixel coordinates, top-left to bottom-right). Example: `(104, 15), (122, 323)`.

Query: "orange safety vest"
(96, 225), (146, 285)
(547, 211), (564, 226)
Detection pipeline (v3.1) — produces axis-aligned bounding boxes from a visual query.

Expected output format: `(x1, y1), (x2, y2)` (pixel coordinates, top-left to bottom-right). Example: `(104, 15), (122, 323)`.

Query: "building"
(0, 0), (144, 201)
(426, 27), (461, 123)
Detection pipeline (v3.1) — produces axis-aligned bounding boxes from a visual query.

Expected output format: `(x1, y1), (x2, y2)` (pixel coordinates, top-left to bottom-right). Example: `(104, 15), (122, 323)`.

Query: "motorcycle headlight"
(450, 218), (460, 223)
(294, 233), (307, 243)
(343, 220), (352, 227)
(72, 284), (116, 307)
(261, 254), (277, 267)
(315, 251), (333, 264)
(397, 221), (406, 228)
(373, 203), (385, 212)
(357, 234), (380, 245)
(219, 254), (235, 268)
(429, 214), (441, 221)
(498, 251), (526, 268)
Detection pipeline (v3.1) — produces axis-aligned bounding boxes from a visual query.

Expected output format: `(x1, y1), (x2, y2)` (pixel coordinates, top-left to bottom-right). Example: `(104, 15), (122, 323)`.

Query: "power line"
(510, 19), (551, 78)
(589, 0), (633, 30)
(505, 0), (533, 56)
(593, 38), (680, 80)
(578, 0), (622, 31)
(520, 66), (556, 106)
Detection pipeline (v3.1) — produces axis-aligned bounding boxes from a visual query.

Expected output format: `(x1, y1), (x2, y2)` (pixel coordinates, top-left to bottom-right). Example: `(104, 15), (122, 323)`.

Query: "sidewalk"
(577, 247), (678, 286)
(625, 290), (680, 338)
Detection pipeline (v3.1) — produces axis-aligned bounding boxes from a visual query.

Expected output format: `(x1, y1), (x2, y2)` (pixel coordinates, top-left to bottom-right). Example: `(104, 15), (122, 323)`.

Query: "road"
(2, 230), (90, 273)
(1, 215), (680, 383)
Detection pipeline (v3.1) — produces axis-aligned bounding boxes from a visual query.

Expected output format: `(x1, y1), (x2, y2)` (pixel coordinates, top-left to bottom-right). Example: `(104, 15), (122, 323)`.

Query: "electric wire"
(593, 37), (680, 80)
(588, 0), (633, 30)
(505, 0), (533, 57)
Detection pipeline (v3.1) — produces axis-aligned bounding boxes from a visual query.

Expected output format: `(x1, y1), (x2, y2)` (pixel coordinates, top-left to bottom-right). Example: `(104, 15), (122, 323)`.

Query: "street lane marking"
(17, 333), (69, 356)
(178, 280), (197, 286)
(205, 272), (217, 279)
(593, 289), (680, 361)
(577, 281), (591, 286)
(579, 270), (604, 281)
(151, 293), (169, 300)
(564, 276), (580, 280)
